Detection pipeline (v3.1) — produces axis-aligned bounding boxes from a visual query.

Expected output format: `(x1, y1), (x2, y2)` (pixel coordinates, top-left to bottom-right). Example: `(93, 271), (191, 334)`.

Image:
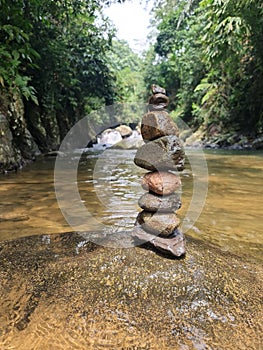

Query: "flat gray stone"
(138, 192), (181, 212)
(132, 225), (186, 257)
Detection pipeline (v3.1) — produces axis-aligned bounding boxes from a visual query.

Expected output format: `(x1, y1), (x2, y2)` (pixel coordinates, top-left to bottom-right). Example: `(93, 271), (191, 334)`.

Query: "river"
(0, 148), (262, 349)
(0, 148), (262, 261)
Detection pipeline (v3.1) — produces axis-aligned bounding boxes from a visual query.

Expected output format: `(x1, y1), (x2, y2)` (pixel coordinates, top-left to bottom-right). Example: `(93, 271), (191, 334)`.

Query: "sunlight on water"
(0, 149), (262, 258)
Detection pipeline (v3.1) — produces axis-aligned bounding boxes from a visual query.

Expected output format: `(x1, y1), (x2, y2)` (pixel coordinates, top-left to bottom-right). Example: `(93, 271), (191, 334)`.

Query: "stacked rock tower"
(132, 85), (186, 257)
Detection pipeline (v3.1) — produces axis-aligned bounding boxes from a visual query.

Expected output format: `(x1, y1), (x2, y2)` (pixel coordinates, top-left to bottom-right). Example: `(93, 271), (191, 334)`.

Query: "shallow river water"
(0, 149), (262, 350)
(0, 148), (262, 259)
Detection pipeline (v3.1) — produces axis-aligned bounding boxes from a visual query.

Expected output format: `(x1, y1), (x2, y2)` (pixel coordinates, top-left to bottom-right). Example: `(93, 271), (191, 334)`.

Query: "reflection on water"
(0, 149), (262, 259)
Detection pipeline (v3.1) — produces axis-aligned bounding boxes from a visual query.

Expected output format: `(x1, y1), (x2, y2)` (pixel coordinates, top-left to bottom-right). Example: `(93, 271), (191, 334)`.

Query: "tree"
(107, 39), (145, 103)
(0, 0), (119, 151)
(146, 0), (263, 140)
(197, 0), (263, 134)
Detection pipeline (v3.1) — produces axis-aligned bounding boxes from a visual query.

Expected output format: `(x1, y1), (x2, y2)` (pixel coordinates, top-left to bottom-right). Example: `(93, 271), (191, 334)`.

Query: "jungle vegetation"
(0, 0), (262, 154)
(145, 0), (263, 143)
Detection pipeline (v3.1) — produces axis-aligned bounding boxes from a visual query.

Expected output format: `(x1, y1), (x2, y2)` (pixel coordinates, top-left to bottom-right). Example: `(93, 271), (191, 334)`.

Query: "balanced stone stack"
(132, 85), (186, 257)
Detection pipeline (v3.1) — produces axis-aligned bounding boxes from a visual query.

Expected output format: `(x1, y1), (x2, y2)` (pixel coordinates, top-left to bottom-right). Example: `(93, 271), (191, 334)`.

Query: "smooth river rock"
(141, 171), (181, 195)
(115, 125), (133, 138)
(148, 93), (169, 110)
(141, 111), (179, 141)
(136, 210), (181, 237)
(134, 135), (185, 171)
(138, 192), (181, 212)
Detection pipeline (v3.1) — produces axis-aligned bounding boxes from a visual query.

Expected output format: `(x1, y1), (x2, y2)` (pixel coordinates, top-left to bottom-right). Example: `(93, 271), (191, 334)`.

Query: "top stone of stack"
(151, 84), (166, 95)
(148, 84), (169, 111)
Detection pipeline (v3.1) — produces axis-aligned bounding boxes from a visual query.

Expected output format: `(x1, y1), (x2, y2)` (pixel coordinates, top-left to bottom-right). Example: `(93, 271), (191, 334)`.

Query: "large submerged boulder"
(0, 232), (261, 349)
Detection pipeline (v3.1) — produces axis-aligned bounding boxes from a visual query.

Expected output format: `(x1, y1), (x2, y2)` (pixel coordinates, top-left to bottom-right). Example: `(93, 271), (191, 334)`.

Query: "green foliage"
(0, 2), (40, 102)
(196, 0), (263, 132)
(107, 40), (146, 103)
(0, 0), (121, 148)
(146, 0), (263, 136)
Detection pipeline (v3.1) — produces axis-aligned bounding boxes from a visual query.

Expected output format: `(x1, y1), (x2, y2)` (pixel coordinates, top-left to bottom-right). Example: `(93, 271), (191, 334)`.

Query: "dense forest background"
(0, 0), (262, 170)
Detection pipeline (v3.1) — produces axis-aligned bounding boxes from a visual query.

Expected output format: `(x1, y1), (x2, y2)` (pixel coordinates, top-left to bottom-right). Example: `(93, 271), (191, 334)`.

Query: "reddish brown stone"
(141, 171), (181, 195)
(141, 111), (179, 141)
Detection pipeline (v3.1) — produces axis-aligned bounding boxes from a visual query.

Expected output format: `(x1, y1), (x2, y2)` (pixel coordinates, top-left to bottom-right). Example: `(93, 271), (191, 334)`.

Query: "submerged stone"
(0, 232), (262, 349)
(138, 192), (181, 212)
(141, 171), (181, 196)
(134, 135), (185, 171)
(141, 111), (179, 141)
(136, 210), (180, 237)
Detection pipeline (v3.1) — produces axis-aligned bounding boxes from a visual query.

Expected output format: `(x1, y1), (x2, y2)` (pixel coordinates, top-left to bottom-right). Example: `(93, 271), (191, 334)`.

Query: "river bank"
(1, 89), (263, 174)
(1, 131), (263, 174)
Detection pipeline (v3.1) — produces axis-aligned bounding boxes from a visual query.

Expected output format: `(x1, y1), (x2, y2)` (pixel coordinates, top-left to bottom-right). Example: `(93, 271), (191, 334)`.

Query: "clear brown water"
(0, 149), (262, 259)
(0, 149), (262, 350)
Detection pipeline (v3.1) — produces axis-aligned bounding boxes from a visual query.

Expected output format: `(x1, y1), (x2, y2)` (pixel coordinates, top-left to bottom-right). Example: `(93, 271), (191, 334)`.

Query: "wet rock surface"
(138, 192), (181, 212)
(134, 135), (185, 171)
(0, 232), (262, 350)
